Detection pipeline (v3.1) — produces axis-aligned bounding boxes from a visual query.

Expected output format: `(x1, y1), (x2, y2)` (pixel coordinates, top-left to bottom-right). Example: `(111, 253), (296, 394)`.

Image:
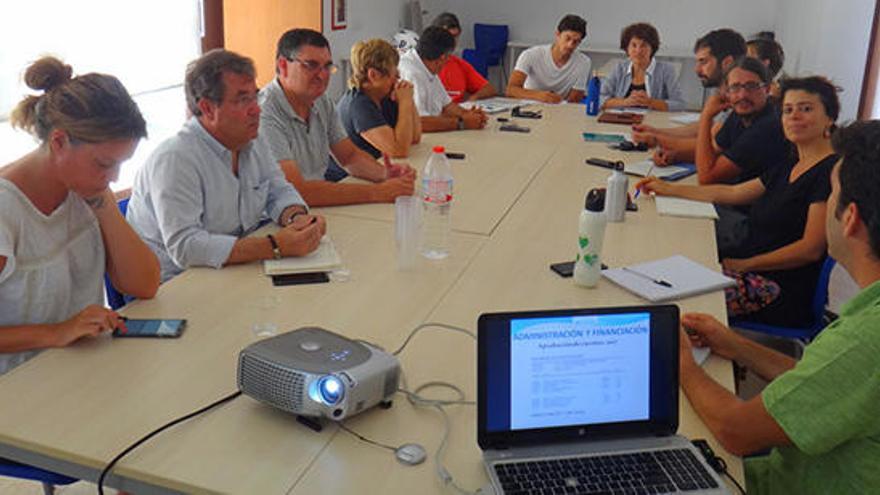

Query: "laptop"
(477, 305), (730, 495)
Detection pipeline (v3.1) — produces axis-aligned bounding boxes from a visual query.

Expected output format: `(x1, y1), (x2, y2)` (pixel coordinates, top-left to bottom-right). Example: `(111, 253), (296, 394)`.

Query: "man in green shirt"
(678, 120), (880, 494)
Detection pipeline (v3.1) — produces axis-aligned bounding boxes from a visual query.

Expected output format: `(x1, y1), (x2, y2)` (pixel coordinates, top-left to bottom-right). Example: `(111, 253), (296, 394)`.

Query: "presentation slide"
(509, 313), (651, 430)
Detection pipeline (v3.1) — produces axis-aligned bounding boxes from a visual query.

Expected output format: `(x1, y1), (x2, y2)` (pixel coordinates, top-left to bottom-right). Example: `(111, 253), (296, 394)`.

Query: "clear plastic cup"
(395, 196), (421, 270)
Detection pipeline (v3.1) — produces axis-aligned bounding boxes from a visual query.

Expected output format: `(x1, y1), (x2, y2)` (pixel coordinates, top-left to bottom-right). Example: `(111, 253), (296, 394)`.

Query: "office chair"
(464, 23), (509, 84)
(730, 257), (837, 344)
(461, 49), (489, 77)
(0, 459), (77, 495)
(104, 197), (130, 310)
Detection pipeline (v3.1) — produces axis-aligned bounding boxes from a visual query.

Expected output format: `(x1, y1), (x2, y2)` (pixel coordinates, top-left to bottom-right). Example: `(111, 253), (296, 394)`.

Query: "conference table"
(0, 103), (742, 494)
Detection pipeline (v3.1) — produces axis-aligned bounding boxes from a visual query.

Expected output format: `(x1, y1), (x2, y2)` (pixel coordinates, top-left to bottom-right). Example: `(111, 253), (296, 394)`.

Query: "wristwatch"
(266, 234), (282, 260)
(456, 116), (465, 130)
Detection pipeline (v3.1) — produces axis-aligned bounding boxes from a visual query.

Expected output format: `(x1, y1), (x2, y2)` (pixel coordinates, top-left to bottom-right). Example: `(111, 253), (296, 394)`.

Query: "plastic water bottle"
(605, 161), (628, 223)
(574, 189), (607, 287)
(585, 71), (601, 116)
(421, 145), (453, 259)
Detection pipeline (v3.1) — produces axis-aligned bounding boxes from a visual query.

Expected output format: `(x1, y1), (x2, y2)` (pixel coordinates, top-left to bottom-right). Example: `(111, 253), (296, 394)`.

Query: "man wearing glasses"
(259, 29), (415, 207)
(696, 56), (788, 185)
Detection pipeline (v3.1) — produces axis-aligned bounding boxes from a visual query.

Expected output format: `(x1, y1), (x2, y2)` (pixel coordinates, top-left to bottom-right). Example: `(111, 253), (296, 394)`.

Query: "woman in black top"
(336, 38), (421, 159)
(637, 77), (840, 326)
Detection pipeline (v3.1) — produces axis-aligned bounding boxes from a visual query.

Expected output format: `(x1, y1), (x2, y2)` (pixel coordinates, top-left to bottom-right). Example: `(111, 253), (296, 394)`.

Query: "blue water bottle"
(585, 70), (601, 116)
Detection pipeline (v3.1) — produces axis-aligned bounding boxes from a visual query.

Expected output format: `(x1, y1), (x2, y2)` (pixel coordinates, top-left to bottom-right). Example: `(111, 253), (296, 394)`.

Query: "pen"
(622, 267), (673, 288)
(633, 163), (655, 200)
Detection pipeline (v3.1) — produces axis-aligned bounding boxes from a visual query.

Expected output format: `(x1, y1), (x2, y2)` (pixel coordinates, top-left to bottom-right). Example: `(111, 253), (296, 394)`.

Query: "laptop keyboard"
(494, 448), (719, 494)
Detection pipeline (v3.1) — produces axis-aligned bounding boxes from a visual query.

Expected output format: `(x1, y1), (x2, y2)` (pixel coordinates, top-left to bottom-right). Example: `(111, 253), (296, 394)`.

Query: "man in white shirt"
(506, 14), (591, 103)
(398, 26), (488, 132)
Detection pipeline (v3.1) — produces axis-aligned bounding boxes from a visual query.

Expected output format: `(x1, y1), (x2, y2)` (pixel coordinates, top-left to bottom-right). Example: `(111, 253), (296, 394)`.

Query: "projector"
(237, 327), (400, 422)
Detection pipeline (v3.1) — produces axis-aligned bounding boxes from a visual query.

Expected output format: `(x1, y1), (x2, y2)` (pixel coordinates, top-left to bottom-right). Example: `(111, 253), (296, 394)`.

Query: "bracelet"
(266, 234), (282, 260)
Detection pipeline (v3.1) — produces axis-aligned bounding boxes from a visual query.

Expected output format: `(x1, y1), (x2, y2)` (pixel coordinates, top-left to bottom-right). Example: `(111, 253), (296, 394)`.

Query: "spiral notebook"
(602, 255), (735, 302)
(263, 236), (342, 276)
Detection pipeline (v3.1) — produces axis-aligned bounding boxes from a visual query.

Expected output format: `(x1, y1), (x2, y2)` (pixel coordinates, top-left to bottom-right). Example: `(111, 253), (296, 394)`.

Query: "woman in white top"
(0, 57), (160, 375)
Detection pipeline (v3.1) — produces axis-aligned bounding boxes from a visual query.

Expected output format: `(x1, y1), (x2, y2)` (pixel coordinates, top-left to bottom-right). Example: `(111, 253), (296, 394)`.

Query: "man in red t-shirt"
(432, 13), (498, 103)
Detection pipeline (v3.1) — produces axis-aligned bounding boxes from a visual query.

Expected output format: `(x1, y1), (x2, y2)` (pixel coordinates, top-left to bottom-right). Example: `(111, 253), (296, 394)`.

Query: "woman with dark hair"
(637, 76), (840, 326)
(0, 57), (160, 374)
(600, 22), (685, 111)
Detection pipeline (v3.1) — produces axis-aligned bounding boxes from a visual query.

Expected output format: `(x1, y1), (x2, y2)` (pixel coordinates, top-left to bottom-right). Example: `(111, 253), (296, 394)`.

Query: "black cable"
(724, 470), (747, 495)
(337, 422), (397, 452)
(96, 390), (242, 495)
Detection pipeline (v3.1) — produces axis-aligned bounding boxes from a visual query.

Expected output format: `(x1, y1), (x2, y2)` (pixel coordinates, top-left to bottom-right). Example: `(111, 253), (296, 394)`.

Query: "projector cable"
(392, 322), (476, 356)
(96, 390), (242, 495)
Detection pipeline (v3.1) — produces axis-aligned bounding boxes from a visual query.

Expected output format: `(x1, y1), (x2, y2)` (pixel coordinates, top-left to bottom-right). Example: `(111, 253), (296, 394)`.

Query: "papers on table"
(669, 112), (701, 124)
(602, 255), (735, 302)
(606, 107), (649, 115)
(625, 160), (696, 181)
(692, 347), (711, 366)
(655, 196), (719, 219)
(460, 97), (536, 114)
(263, 236), (342, 276)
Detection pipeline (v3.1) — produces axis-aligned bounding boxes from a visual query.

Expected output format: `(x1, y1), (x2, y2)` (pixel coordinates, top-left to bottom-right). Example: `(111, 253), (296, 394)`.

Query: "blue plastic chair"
(104, 197), (130, 310)
(468, 23), (509, 85)
(462, 48), (489, 77)
(473, 23), (509, 67)
(0, 458), (77, 494)
(730, 257), (837, 343)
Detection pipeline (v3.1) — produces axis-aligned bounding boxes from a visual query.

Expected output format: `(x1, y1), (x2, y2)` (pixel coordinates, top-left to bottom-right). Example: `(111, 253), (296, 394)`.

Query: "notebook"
(669, 112), (701, 125)
(478, 306), (729, 495)
(597, 111), (644, 125)
(625, 160), (697, 181)
(655, 196), (719, 219)
(602, 255), (735, 302)
(262, 236), (342, 276)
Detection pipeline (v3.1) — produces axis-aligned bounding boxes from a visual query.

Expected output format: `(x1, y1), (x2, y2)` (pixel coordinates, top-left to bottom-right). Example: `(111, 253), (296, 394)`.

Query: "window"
(0, 0), (202, 190)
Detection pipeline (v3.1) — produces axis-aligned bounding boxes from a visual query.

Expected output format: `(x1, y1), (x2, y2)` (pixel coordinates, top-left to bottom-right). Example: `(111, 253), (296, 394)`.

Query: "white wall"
(421, 0), (778, 54)
(775, 0), (874, 122)
(323, 0), (410, 99)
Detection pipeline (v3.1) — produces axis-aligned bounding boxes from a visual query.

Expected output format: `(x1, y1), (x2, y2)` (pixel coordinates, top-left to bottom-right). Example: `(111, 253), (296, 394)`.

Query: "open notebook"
(655, 196), (719, 219)
(263, 236), (342, 276)
(602, 255), (735, 302)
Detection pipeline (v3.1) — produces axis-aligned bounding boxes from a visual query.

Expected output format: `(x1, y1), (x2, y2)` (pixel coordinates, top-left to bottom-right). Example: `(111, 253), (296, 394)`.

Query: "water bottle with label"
(421, 145), (453, 259)
(585, 70), (602, 116)
(605, 161), (628, 223)
(574, 189), (607, 287)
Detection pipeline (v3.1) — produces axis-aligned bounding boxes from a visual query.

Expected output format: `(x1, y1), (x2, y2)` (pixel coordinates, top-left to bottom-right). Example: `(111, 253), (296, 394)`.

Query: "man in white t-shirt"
(398, 26), (488, 132)
(506, 14), (591, 103)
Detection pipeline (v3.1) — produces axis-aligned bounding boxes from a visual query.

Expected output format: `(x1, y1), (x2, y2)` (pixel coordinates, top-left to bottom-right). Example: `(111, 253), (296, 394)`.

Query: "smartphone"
(113, 319), (186, 338)
(272, 272), (330, 286)
(585, 158), (618, 169)
(445, 152), (466, 160)
(550, 261), (575, 277)
(550, 261), (608, 278)
(499, 123), (531, 133)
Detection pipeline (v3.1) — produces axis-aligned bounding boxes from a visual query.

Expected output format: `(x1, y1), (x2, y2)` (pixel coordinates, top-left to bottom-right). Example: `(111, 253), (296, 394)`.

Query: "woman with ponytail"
(0, 57), (160, 375)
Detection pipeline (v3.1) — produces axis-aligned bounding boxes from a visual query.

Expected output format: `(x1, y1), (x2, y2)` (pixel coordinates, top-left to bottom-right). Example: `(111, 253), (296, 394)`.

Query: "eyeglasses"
(289, 57), (338, 74)
(726, 82), (767, 94)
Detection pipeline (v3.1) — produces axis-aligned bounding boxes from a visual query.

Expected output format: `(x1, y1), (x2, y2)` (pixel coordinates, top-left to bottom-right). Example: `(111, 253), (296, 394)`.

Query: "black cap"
(585, 188), (605, 212)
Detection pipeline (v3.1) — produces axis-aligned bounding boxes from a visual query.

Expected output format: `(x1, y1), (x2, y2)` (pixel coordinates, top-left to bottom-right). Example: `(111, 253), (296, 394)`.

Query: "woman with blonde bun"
(0, 57), (160, 375)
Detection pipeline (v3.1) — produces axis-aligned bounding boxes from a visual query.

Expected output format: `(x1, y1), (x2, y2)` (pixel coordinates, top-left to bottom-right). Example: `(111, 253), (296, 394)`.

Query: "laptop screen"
(478, 305), (679, 450)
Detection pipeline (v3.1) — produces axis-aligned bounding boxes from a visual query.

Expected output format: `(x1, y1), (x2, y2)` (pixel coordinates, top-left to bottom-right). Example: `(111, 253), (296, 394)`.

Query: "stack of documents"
(602, 255), (734, 302)
(263, 236), (342, 276)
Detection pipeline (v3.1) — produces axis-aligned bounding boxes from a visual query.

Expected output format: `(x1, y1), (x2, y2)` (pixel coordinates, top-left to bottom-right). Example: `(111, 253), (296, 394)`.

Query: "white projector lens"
(317, 375), (344, 405)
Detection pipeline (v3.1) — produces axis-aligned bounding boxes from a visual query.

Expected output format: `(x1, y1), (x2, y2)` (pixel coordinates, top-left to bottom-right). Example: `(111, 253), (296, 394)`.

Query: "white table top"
(0, 104), (741, 494)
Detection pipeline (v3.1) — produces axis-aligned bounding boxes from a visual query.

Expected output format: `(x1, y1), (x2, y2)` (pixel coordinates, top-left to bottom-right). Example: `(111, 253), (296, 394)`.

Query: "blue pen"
(633, 163), (655, 199)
